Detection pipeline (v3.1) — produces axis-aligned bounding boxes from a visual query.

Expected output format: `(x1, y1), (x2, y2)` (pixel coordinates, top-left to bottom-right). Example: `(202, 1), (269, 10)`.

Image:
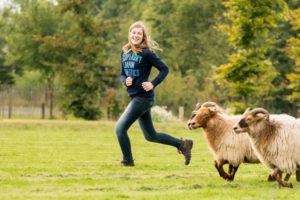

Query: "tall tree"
(0, 46), (14, 88)
(265, 0), (300, 115)
(47, 0), (116, 120)
(215, 0), (288, 113)
(3, 0), (60, 118)
(144, 0), (227, 80)
(286, 8), (300, 113)
(0, 7), (20, 89)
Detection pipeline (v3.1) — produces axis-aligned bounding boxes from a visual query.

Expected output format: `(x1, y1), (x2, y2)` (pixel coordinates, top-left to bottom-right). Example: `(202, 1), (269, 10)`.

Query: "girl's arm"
(120, 51), (127, 86)
(147, 50), (169, 87)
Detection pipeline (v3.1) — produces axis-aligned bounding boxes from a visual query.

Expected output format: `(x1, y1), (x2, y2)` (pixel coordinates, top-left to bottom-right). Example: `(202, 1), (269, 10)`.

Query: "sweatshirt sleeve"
(120, 51), (127, 86)
(147, 50), (169, 87)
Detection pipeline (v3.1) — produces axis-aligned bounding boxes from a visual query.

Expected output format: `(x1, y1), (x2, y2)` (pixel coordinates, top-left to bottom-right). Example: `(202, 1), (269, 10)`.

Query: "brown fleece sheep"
(187, 102), (259, 181)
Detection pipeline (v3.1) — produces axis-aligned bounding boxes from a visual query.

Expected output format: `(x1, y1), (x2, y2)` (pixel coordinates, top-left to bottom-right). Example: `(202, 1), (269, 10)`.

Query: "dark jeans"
(115, 96), (182, 161)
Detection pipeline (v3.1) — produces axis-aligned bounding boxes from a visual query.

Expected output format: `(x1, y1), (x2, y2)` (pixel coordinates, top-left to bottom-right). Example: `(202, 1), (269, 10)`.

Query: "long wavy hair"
(122, 21), (162, 54)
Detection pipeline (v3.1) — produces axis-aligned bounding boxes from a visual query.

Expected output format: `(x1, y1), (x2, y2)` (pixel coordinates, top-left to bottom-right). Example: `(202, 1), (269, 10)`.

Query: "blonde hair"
(122, 21), (162, 54)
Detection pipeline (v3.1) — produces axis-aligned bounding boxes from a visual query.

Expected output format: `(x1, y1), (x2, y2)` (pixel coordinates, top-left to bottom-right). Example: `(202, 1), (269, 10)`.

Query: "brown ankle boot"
(178, 139), (193, 165)
(120, 160), (135, 167)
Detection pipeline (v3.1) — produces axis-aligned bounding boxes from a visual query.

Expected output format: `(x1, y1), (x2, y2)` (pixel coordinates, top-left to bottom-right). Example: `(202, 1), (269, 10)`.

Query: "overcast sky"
(0, 0), (57, 9)
(0, 0), (12, 9)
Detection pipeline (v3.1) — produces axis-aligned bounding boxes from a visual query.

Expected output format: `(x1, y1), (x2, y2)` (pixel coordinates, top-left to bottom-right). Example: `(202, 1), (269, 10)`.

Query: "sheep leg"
(228, 164), (233, 175)
(296, 169), (300, 182)
(284, 173), (291, 182)
(227, 164), (239, 181)
(268, 169), (282, 182)
(273, 169), (293, 188)
(214, 160), (230, 180)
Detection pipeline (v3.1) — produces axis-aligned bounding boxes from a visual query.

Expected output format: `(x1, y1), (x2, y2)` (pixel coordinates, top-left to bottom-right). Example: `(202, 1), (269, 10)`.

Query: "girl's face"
(129, 27), (143, 45)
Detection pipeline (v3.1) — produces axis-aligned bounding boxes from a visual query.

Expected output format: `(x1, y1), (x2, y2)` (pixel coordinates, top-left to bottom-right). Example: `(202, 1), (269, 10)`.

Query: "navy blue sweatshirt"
(120, 48), (169, 98)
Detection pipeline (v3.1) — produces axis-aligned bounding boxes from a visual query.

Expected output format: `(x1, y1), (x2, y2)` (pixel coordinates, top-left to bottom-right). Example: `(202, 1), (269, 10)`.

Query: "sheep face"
(187, 106), (218, 130)
(233, 108), (269, 134)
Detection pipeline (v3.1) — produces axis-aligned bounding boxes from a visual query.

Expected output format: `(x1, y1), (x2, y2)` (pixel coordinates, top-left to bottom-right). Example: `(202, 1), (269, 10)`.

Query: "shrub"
(151, 106), (178, 122)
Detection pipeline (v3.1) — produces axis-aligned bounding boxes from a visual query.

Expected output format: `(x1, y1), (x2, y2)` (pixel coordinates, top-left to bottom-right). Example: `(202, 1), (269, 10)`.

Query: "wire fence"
(0, 87), (61, 119)
(0, 87), (185, 121)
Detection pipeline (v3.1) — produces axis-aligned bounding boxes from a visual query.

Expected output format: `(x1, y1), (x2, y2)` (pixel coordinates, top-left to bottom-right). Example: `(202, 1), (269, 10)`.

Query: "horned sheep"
(187, 102), (260, 181)
(233, 107), (300, 188)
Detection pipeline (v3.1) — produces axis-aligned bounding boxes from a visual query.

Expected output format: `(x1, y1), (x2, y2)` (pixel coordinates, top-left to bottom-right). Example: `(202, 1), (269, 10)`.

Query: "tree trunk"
(8, 87), (13, 119)
(0, 88), (2, 117)
(48, 78), (54, 119)
(178, 106), (184, 121)
(41, 103), (45, 119)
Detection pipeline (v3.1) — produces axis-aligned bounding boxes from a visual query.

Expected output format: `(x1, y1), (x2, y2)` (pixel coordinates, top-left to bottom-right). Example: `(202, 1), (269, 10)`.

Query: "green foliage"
(251, 0), (300, 115)
(0, 61), (14, 88)
(144, 0), (228, 87)
(10, 70), (49, 107)
(103, 88), (123, 120)
(286, 9), (300, 109)
(216, 50), (277, 97)
(2, 0), (300, 118)
(155, 72), (200, 115)
(0, 34), (13, 87)
(52, 0), (116, 120)
(14, 70), (46, 95)
(0, 8), (18, 88)
(4, 0), (60, 73)
(215, 0), (288, 112)
(2, 0), (63, 118)
(222, 0), (288, 49)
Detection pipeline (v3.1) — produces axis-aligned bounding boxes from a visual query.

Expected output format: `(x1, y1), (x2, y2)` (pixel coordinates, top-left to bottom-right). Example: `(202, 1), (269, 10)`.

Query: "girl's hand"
(125, 77), (133, 86)
(142, 82), (154, 92)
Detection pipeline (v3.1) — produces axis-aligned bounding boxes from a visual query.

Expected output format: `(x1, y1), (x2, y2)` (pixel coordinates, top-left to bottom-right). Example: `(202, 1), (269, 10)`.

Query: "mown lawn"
(0, 119), (299, 200)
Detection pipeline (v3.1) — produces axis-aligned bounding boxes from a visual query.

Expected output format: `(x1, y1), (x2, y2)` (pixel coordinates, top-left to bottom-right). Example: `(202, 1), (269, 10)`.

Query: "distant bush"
(151, 106), (178, 122)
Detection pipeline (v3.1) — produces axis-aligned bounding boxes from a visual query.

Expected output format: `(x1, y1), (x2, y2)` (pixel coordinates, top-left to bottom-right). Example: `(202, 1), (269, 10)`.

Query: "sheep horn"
(201, 101), (217, 108)
(250, 108), (270, 120)
(244, 107), (252, 113)
(195, 102), (201, 110)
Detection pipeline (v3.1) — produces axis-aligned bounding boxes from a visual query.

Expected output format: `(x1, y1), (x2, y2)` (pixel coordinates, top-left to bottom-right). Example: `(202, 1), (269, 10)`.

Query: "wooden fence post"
(41, 103), (45, 119)
(179, 106), (184, 121)
(8, 87), (13, 119)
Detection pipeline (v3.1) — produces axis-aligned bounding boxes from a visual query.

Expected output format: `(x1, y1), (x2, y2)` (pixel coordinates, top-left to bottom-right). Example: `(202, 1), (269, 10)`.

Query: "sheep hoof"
(226, 176), (234, 181)
(286, 182), (293, 188)
(268, 174), (276, 182)
(279, 182), (293, 188)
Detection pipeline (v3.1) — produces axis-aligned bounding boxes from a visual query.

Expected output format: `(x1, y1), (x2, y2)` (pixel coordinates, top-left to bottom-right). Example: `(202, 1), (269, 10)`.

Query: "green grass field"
(0, 119), (299, 199)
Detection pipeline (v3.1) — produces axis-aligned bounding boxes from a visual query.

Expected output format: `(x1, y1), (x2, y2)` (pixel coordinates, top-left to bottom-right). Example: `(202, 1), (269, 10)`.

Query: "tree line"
(0, 0), (299, 120)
